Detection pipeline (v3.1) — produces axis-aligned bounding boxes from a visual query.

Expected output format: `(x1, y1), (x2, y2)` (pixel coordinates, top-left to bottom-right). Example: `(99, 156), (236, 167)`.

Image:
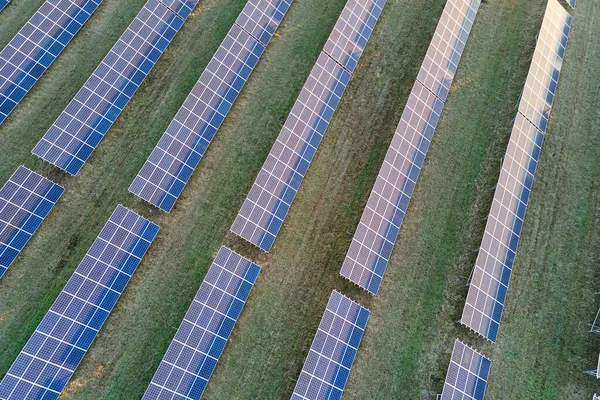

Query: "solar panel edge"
(32, 0), (187, 176)
(142, 245), (261, 400)
(441, 339), (491, 400)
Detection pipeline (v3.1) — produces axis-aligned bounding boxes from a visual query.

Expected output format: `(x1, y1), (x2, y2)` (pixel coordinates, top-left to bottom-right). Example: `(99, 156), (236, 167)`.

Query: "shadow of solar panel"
(518, 0), (571, 132)
(129, 24), (266, 212)
(416, 0), (480, 102)
(0, 0), (103, 125)
(0, 166), (64, 278)
(291, 290), (370, 400)
(32, 0), (188, 176)
(230, 52), (352, 251)
(0, 205), (158, 400)
(322, 0), (386, 73)
(340, 81), (443, 295)
(0, 0), (9, 12)
(461, 114), (544, 342)
(143, 246), (260, 400)
(461, 0), (572, 343)
(441, 340), (491, 400)
(235, 0), (292, 45)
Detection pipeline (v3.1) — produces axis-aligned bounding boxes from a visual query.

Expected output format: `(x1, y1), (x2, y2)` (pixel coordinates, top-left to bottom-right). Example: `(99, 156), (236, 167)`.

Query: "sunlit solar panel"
(461, 0), (572, 342)
(441, 340), (491, 400)
(0, 205), (159, 400)
(0, 0), (103, 125)
(322, 0), (386, 73)
(129, 0), (294, 212)
(230, 52), (352, 251)
(231, 0), (387, 252)
(416, 0), (481, 102)
(143, 246), (260, 400)
(291, 290), (370, 400)
(0, 166), (64, 278)
(32, 0), (194, 176)
(340, 81), (442, 294)
(518, 0), (571, 132)
(0, 0), (10, 12)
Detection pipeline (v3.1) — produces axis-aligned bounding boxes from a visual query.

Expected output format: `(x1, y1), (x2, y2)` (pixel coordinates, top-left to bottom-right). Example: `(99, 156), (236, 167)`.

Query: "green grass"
(0, 0), (598, 399)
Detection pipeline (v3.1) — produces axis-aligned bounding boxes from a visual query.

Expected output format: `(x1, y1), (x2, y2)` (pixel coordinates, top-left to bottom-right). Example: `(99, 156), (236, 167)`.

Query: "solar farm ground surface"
(0, 0), (598, 399)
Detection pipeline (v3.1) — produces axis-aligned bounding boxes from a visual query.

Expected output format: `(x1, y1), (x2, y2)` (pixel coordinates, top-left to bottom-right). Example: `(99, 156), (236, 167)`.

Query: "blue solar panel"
(0, 0), (10, 12)
(0, 0), (103, 125)
(0, 166), (64, 278)
(441, 340), (491, 400)
(143, 246), (260, 400)
(322, 0), (386, 73)
(32, 0), (189, 176)
(461, 0), (572, 343)
(159, 0), (198, 20)
(129, 25), (266, 212)
(230, 52), (352, 251)
(340, 81), (443, 294)
(291, 290), (370, 400)
(235, 0), (292, 45)
(0, 205), (159, 400)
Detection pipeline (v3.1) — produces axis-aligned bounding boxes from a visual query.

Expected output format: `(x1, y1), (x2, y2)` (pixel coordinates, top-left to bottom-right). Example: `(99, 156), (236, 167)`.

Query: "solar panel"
(230, 0), (387, 252)
(0, 0), (103, 125)
(340, 81), (443, 294)
(0, 166), (64, 278)
(461, 0), (572, 343)
(518, 0), (571, 133)
(143, 246), (260, 400)
(416, 0), (481, 102)
(0, 205), (159, 400)
(291, 290), (370, 400)
(322, 0), (386, 73)
(158, 0), (197, 19)
(230, 52), (351, 251)
(0, 0), (10, 12)
(558, 0), (575, 9)
(129, 0), (296, 212)
(594, 394), (600, 400)
(235, 0), (292, 45)
(31, 0), (191, 176)
(441, 339), (491, 400)
(461, 114), (543, 342)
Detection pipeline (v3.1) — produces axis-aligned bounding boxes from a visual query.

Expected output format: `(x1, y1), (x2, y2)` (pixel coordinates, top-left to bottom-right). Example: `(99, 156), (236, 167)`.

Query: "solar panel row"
(340, 0), (481, 295)
(143, 246), (260, 400)
(441, 340), (491, 400)
(0, 205), (159, 400)
(460, 0), (572, 343)
(129, 0), (292, 212)
(32, 0), (196, 176)
(291, 290), (370, 400)
(0, 0), (10, 12)
(0, 166), (64, 279)
(231, 0), (387, 252)
(0, 0), (103, 125)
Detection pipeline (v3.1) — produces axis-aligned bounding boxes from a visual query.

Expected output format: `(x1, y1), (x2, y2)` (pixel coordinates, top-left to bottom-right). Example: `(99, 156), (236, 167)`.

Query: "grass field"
(0, 0), (598, 399)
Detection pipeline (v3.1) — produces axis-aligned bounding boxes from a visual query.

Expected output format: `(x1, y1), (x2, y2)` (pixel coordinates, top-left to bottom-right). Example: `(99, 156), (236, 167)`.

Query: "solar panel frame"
(32, 0), (188, 176)
(0, 0), (103, 125)
(0, 166), (64, 278)
(234, 0), (292, 45)
(441, 339), (491, 400)
(0, 205), (159, 400)
(143, 245), (260, 400)
(128, 24), (266, 212)
(322, 0), (386, 73)
(291, 290), (370, 400)
(230, 52), (352, 251)
(517, 0), (571, 132)
(416, 0), (481, 102)
(340, 81), (443, 294)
